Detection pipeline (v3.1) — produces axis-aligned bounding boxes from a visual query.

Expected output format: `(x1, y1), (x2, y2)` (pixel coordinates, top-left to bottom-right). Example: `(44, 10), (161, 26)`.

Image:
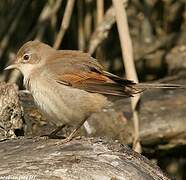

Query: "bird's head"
(5, 40), (54, 76)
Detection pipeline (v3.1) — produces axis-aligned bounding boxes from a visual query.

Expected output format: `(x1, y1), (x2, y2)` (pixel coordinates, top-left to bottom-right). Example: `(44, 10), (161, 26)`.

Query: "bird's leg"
(59, 116), (89, 144)
(48, 124), (67, 139)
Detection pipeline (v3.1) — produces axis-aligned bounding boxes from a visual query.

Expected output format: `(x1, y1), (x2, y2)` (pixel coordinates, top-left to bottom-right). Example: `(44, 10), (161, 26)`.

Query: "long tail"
(135, 83), (186, 90)
(102, 71), (185, 96)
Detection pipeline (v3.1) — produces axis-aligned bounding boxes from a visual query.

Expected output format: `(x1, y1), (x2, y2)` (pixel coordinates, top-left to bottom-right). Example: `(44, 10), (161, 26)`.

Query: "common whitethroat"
(5, 40), (184, 142)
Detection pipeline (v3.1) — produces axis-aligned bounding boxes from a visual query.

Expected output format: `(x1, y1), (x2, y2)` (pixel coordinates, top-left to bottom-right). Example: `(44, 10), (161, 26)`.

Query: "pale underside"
(25, 71), (110, 127)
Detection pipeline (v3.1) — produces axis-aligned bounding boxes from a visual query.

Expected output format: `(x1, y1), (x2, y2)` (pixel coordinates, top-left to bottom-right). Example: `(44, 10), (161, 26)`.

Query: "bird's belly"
(30, 79), (109, 127)
(32, 87), (70, 126)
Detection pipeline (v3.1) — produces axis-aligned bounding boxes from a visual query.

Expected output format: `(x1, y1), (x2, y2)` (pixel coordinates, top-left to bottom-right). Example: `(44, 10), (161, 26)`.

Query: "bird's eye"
(23, 54), (30, 61)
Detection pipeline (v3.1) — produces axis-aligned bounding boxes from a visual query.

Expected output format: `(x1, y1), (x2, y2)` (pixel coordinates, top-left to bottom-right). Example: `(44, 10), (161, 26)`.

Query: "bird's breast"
(26, 76), (109, 127)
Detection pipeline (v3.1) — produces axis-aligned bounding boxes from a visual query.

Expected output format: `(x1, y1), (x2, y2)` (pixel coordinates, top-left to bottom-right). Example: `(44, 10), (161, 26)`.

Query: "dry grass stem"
(112, 0), (141, 153)
(0, 0), (30, 59)
(1, 0), (31, 83)
(84, 0), (93, 44)
(88, 0), (127, 55)
(78, 0), (85, 50)
(36, 0), (63, 40)
(96, 0), (104, 25)
(54, 0), (75, 49)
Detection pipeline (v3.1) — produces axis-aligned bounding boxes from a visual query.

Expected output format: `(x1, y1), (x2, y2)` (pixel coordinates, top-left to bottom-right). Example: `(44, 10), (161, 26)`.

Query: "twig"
(0, 0), (31, 60)
(84, 0), (93, 44)
(112, 0), (141, 153)
(0, 0), (31, 83)
(96, 0), (104, 25)
(37, 0), (63, 40)
(88, 0), (127, 54)
(78, 0), (85, 50)
(53, 0), (75, 49)
(0, 0), (22, 41)
(27, 0), (62, 41)
(95, 0), (104, 59)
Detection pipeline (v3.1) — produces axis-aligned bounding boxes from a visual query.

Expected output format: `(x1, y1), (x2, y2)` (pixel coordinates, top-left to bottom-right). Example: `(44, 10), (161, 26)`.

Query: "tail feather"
(135, 83), (186, 89)
(103, 71), (185, 96)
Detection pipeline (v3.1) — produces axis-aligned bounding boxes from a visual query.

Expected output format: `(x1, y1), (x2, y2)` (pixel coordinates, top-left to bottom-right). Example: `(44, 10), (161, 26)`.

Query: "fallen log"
(0, 137), (170, 180)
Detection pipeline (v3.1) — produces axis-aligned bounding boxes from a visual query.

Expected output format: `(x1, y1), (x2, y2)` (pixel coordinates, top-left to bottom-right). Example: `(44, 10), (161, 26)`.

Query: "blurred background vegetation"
(1, 0), (186, 82)
(0, 0), (186, 179)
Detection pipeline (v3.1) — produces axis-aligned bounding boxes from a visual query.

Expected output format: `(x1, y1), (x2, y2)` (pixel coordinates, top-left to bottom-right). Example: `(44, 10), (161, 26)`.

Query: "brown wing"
(45, 50), (143, 97)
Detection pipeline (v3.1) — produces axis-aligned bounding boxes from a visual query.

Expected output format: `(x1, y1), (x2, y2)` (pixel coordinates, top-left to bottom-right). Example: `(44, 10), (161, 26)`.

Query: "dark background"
(0, 0), (185, 179)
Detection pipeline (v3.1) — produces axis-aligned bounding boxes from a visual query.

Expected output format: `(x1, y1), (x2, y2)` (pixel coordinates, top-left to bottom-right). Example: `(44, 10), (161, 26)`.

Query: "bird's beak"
(4, 64), (19, 71)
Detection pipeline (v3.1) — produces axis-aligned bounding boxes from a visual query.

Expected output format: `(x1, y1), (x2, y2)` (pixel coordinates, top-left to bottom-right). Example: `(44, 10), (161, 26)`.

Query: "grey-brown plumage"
(5, 40), (185, 140)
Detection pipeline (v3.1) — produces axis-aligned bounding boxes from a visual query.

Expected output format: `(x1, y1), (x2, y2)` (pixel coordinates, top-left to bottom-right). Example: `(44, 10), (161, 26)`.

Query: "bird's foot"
(57, 136), (72, 144)
(40, 125), (67, 139)
(56, 131), (81, 145)
(40, 134), (66, 139)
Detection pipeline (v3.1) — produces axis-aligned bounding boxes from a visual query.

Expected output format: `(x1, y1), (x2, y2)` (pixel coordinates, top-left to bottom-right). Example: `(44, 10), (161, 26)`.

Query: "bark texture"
(0, 137), (170, 180)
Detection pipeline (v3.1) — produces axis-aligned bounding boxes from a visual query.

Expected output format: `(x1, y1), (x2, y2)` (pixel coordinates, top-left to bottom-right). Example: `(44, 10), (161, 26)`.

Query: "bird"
(5, 40), (184, 142)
